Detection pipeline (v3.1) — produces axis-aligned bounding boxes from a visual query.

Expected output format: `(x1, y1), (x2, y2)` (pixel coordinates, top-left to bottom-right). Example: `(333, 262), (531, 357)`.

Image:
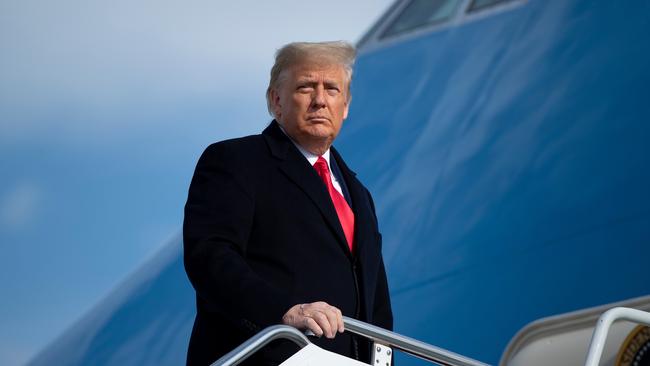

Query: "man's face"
(271, 62), (350, 153)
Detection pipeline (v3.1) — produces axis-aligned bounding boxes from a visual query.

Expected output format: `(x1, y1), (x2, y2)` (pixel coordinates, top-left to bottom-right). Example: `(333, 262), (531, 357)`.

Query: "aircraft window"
(467, 0), (514, 12)
(380, 0), (463, 39)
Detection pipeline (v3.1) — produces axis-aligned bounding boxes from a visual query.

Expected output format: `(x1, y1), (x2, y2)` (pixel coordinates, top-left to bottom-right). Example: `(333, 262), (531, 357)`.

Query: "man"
(183, 41), (393, 365)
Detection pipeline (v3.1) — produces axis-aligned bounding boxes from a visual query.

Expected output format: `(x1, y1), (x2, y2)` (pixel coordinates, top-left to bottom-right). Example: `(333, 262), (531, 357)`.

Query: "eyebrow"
(296, 77), (341, 87)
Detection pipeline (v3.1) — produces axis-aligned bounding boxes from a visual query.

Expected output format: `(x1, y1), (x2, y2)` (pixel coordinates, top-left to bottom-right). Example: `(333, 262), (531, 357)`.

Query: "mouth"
(307, 116), (330, 123)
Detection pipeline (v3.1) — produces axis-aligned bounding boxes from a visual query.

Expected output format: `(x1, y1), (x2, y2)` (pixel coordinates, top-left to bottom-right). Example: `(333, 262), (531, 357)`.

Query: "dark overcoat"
(183, 121), (393, 365)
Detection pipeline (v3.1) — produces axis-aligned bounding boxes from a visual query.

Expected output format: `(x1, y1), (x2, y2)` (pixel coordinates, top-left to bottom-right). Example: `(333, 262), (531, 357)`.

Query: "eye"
(326, 86), (340, 95)
(297, 84), (314, 92)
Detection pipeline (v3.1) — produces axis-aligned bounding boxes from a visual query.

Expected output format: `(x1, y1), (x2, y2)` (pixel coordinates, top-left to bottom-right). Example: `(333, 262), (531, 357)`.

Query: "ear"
(269, 88), (282, 120)
(343, 97), (351, 120)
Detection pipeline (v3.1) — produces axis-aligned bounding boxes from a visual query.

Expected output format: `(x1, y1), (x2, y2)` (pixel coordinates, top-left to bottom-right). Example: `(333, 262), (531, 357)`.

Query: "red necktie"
(314, 156), (355, 252)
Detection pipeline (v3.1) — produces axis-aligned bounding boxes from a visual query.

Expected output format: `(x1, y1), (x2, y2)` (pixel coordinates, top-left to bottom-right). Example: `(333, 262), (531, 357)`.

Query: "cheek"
(334, 101), (348, 118)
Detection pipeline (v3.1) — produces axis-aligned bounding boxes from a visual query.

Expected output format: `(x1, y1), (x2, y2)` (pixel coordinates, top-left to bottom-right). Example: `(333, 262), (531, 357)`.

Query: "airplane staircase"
(211, 307), (650, 366)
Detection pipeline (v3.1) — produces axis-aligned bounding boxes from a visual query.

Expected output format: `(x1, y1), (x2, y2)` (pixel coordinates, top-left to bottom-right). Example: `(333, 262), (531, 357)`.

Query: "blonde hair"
(266, 41), (356, 117)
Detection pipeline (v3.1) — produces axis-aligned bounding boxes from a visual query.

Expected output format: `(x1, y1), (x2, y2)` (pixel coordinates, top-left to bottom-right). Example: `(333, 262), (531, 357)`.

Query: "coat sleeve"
(183, 143), (298, 332)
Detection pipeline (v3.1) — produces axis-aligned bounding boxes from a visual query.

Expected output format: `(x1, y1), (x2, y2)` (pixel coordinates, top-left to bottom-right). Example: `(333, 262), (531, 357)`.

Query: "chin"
(303, 126), (334, 139)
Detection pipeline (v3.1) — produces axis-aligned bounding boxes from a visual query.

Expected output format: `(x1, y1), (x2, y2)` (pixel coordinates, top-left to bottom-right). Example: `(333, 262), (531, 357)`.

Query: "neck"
(276, 122), (332, 155)
(296, 139), (332, 156)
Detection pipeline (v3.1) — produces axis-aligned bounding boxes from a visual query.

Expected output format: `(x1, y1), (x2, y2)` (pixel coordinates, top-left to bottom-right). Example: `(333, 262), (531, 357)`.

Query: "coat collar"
(262, 120), (356, 176)
(262, 121), (363, 259)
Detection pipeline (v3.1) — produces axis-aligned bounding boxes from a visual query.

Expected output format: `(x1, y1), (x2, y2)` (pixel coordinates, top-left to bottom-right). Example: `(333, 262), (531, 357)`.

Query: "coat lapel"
(263, 121), (351, 258)
(331, 147), (375, 265)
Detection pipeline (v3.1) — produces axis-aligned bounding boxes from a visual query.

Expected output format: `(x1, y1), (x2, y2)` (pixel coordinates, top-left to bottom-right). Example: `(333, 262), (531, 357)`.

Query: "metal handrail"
(343, 316), (490, 366)
(211, 317), (490, 366)
(210, 325), (310, 366)
(584, 307), (650, 366)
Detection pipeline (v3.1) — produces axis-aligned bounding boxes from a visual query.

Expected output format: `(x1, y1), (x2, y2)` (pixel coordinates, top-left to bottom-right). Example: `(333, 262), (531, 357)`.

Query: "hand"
(282, 301), (344, 339)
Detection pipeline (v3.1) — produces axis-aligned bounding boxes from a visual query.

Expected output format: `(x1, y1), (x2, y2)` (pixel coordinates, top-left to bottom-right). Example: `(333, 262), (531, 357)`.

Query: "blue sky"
(0, 1), (392, 364)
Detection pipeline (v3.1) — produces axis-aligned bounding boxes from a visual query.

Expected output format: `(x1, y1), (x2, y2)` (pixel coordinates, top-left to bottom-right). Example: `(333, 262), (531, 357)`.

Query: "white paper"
(280, 343), (369, 366)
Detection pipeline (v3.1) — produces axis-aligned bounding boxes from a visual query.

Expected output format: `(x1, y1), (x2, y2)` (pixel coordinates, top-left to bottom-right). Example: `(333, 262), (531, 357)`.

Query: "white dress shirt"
(278, 125), (344, 196)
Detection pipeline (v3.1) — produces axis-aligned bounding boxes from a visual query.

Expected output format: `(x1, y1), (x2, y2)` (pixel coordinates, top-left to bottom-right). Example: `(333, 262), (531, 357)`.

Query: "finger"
(322, 306), (339, 337)
(334, 307), (344, 333)
(304, 317), (323, 337)
(310, 310), (334, 338)
(308, 302), (340, 337)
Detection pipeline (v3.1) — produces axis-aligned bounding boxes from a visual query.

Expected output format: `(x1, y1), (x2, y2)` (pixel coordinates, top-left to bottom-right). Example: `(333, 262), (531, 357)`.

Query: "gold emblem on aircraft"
(615, 325), (650, 366)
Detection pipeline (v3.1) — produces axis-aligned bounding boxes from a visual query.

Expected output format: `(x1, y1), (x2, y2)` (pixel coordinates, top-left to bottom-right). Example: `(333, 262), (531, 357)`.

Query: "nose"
(311, 85), (326, 109)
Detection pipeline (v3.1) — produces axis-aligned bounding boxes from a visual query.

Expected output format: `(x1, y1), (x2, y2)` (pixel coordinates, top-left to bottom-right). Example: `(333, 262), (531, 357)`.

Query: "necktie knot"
(313, 156), (330, 182)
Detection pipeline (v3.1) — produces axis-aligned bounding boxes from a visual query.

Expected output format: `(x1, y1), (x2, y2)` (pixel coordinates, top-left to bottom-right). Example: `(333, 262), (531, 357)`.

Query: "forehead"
(285, 62), (347, 82)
